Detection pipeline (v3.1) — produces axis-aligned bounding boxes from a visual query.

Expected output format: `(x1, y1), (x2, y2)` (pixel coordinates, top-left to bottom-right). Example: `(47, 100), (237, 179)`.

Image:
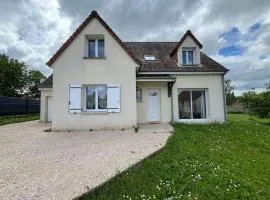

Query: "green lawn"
(80, 114), (270, 200)
(0, 114), (39, 126)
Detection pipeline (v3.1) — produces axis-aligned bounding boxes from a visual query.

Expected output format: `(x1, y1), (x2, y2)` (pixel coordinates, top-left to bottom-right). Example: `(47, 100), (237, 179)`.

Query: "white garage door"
(47, 96), (52, 122)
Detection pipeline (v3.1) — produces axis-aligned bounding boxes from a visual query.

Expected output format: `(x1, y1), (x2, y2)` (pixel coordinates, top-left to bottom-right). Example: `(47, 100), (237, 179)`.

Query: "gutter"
(222, 74), (227, 123)
(169, 80), (176, 122)
(138, 71), (226, 75)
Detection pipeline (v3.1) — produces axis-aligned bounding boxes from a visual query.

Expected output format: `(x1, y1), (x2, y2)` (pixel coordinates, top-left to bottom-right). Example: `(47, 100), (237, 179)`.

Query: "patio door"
(147, 89), (160, 122)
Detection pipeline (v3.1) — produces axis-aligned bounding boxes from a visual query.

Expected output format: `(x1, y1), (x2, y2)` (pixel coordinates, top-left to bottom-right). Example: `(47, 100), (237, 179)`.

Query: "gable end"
(170, 30), (203, 57)
(47, 10), (141, 66)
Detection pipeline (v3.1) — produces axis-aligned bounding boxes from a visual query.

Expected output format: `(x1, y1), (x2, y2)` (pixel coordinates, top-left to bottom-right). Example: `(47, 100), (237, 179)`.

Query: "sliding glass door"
(178, 90), (206, 119)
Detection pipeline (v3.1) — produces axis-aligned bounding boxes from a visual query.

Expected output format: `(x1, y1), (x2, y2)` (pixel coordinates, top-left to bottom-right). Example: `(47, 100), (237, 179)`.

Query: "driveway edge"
(73, 147), (165, 200)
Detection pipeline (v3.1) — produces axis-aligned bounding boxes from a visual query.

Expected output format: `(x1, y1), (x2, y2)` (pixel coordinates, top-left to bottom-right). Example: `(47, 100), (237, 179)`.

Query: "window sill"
(181, 64), (198, 67)
(177, 119), (209, 124)
(83, 56), (106, 60)
(81, 111), (108, 115)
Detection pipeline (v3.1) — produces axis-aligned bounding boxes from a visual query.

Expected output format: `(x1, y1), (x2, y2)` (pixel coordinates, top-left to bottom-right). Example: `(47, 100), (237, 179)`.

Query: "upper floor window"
(182, 48), (194, 65)
(88, 39), (105, 58)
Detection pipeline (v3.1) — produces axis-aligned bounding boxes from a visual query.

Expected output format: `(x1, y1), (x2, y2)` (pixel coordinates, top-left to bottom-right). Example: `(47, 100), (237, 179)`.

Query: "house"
(227, 101), (246, 113)
(39, 10), (229, 131)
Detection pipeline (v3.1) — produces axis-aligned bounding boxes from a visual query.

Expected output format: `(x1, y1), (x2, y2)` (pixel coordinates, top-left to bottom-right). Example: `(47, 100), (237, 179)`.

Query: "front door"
(147, 89), (160, 122)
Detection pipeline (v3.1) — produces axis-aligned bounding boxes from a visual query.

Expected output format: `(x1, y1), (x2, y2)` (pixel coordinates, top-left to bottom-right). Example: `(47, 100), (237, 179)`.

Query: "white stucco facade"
(39, 89), (52, 122)
(49, 18), (138, 131)
(172, 74), (225, 123)
(177, 36), (201, 66)
(136, 81), (172, 123)
(39, 12), (227, 130)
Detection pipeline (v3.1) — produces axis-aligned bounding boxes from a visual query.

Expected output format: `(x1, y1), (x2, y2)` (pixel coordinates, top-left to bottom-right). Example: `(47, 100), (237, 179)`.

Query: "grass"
(0, 114), (39, 126)
(80, 114), (270, 200)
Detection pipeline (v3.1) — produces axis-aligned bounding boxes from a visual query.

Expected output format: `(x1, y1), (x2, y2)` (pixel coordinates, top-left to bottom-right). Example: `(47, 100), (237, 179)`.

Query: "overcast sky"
(0, 0), (269, 95)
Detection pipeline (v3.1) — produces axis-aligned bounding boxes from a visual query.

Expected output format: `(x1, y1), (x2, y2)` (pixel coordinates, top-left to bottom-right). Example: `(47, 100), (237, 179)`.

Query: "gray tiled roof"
(39, 74), (53, 88)
(125, 42), (229, 72)
(39, 42), (228, 88)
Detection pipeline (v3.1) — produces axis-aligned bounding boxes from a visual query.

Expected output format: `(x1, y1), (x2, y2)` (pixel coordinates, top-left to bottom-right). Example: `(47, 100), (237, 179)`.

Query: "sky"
(0, 0), (269, 95)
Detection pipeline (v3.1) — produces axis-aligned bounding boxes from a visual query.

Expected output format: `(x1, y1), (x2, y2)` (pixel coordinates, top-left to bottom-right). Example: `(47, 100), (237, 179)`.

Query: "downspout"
(171, 89), (174, 123)
(169, 79), (176, 123)
(222, 74), (227, 123)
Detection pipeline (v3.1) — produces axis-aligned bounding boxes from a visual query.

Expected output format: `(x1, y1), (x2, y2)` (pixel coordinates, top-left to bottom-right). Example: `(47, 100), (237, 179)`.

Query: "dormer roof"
(170, 30), (203, 57)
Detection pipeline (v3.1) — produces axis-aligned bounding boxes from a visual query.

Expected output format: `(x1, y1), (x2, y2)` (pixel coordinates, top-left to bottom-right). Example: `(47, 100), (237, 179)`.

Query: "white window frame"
(181, 48), (194, 65)
(84, 85), (107, 112)
(88, 39), (104, 58)
(177, 89), (208, 122)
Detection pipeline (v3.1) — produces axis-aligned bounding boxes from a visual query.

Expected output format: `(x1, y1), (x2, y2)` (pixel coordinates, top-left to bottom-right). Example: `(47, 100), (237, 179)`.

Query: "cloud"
(0, 0), (269, 95)
(0, 0), (73, 76)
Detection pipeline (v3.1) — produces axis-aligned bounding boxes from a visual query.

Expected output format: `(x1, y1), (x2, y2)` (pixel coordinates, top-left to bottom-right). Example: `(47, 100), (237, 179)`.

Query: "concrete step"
(138, 123), (174, 133)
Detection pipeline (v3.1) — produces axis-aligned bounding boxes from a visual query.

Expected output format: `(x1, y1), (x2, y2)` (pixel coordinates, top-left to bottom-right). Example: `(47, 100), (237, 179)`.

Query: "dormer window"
(144, 55), (156, 61)
(182, 48), (194, 65)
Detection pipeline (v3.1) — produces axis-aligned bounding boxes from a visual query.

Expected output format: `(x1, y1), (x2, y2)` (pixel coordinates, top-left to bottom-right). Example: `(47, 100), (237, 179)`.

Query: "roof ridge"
(125, 41), (178, 43)
(170, 30), (203, 56)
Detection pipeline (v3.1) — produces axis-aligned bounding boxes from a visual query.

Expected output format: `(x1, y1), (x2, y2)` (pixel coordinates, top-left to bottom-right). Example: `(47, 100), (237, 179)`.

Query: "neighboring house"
(39, 10), (229, 131)
(227, 101), (246, 113)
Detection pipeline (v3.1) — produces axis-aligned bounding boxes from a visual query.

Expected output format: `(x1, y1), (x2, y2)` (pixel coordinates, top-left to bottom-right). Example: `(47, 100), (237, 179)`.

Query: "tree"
(239, 90), (270, 117)
(225, 80), (237, 105)
(0, 54), (45, 97)
(265, 82), (270, 92)
(26, 70), (46, 98)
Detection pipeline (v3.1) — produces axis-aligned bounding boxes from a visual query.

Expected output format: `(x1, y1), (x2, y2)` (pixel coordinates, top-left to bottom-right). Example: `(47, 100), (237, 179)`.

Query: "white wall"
(172, 74), (225, 123)
(51, 18), (138, 130)
(136, 81), (171, 123)
(39, 89), (52, 122)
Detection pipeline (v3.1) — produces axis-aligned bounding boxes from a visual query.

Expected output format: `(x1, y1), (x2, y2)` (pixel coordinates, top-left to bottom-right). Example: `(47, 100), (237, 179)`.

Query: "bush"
(252, 92), (270, 118)
(241, 91), (270, 118)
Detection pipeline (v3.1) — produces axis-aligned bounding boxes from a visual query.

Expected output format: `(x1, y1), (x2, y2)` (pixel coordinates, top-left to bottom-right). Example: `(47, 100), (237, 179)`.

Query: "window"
(178, 90), (206, 119)
(182, 49), (194, 65)
(85, 85), (107, 111)
(88, 39), (105, 58)
(136, 88), (142, 101)
(144, 55), (156, 61)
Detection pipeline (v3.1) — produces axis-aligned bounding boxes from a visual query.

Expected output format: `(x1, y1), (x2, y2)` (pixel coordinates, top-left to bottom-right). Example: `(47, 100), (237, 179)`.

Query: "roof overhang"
(138, 71), (226, 75)
(38, 88), (53, 91)
(136, 78), (175, 82)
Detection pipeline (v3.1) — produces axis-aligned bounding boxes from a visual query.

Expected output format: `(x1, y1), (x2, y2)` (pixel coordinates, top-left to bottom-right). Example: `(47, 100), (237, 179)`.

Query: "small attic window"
(144, 55), (156, 61)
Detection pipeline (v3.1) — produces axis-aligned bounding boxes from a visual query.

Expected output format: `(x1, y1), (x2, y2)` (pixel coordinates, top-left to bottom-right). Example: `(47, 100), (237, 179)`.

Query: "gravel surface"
(0, 121), (170, 200)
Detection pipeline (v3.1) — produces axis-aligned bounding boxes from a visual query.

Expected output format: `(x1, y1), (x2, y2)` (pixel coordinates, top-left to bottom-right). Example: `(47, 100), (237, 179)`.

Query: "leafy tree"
(239, 90), (257, 112)
(240, 90), (270, 118)
(225, 80), (237, 105)
(0, 54), (28, 96)
(26, 70), (46, 98)
(265, 82), (270, 92)
(0, 54), (45, 97)
(252, 91), (270, 117)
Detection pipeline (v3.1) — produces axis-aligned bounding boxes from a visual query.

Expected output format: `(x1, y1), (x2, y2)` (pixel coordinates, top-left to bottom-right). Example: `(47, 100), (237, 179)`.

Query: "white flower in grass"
(195, 174), (202, 180)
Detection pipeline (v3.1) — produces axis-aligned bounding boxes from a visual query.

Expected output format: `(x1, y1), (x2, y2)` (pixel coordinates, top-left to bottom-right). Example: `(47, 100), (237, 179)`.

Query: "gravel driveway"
(0, 121), (170, 200)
